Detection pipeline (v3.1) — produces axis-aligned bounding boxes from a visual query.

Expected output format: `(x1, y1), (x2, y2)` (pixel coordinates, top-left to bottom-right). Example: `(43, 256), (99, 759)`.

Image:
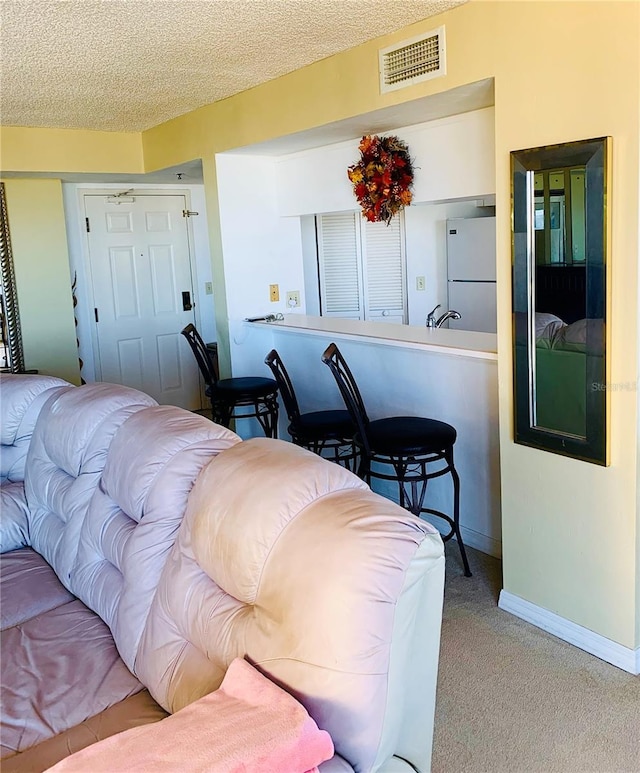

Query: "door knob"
(182, 291), (193, 311)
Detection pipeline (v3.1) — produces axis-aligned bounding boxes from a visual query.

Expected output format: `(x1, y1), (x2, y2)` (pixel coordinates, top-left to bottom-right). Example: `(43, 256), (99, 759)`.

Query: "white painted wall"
(63, 183), (215, 382)
(215, 153), (304, 379)
(300, 215), (320, 316)
(276, 108), (495, 216)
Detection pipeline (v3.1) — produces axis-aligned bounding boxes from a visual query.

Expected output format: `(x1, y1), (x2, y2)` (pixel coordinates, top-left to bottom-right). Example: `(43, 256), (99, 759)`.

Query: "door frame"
(75, 187), (205, 403)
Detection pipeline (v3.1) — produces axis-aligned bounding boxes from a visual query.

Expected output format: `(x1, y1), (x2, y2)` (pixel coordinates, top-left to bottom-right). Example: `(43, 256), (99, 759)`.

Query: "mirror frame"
(511, 137), (609, 465)
(0, 182), (25, 373)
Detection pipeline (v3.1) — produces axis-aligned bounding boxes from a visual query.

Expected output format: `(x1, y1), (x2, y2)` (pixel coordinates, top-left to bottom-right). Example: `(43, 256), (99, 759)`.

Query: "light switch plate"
(416, 276), (426, 291)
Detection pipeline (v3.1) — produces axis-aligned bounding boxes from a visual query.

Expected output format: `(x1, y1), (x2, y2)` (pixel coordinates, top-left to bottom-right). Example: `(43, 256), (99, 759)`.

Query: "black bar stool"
(181, 324), (278, 437)
(265, 349), (357, 469)
(321, 342), (471, 576)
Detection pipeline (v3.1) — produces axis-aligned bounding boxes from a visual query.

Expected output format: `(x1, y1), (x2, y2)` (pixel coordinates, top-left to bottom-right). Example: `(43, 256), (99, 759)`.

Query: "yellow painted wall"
(493, 2), (639, 651)
(0, 1), (638, 648)
(0, 127), (143, 174)
(2, 179), (81, 383)
(141, 0), (640, 650)
(202, 155), (231, 377)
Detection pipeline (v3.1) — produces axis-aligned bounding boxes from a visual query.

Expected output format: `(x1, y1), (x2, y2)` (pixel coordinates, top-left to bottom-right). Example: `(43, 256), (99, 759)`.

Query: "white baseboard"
(499, 590), (640, 675)
(421, 515), (502, 559)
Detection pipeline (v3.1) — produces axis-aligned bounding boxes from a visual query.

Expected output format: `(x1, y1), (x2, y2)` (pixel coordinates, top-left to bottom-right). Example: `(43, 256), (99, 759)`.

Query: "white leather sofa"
(0, 373), (446, 772)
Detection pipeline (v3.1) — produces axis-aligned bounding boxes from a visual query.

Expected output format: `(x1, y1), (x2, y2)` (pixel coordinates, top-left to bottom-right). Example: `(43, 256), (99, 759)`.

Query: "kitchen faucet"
(426, 304), (440, 328)
(436, 309), (462, 327)
(426, 304), (462, 328)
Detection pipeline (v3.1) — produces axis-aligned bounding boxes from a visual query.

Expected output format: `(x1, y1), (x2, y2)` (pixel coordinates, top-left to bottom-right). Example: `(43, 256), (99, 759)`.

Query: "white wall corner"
(421, 517), (502, 559)
(498, 590), (640, 675)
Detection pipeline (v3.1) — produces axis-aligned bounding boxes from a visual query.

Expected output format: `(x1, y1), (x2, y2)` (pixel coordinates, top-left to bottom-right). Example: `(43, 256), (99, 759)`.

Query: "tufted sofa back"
(24, 382), (158, 589)
(136, 438), (445, 773)
(0, 373), (71, 484)
(71, 405), (241, 672)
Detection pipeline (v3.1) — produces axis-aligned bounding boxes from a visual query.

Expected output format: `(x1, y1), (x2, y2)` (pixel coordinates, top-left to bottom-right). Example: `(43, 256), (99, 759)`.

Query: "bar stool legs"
(322, 342), (472, 577)
(443, 452), (471, 577)
(391, 453), (471, 577)
(359, 452), (471, 577)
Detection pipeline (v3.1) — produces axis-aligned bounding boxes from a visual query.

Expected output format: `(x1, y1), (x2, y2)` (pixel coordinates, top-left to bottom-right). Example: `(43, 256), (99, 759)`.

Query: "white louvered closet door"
(317, 212), (364, 319)
(316, 211), (407, 323)
(362, 214), (407, 324)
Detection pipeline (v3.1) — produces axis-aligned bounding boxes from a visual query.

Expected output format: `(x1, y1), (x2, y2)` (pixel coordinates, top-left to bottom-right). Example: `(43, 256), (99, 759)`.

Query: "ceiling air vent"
(379, 26), (446, 94)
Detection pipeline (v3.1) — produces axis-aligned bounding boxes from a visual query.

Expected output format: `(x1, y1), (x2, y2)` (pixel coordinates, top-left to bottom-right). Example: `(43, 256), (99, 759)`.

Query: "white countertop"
(249, 315), (497, 361)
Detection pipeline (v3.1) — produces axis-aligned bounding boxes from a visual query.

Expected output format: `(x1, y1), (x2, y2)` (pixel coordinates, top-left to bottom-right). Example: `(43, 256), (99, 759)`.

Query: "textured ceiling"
(1, 0), (466, 133)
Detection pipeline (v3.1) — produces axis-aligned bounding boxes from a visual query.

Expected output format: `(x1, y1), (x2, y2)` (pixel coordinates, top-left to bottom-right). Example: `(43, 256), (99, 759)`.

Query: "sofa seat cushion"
(1, 599), (144, 757)
(0, 691), (167, 773)
(0, 548), (74, 631)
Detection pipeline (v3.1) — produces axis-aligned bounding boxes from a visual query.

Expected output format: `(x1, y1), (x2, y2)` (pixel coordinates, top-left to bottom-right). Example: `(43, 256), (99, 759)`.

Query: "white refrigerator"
(446, 217), (497, 334)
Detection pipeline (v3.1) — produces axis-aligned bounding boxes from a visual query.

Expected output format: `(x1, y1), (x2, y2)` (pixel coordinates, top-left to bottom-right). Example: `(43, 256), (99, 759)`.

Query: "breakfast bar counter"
(231, 315), (501, 559)
(249, 314), (497, 361)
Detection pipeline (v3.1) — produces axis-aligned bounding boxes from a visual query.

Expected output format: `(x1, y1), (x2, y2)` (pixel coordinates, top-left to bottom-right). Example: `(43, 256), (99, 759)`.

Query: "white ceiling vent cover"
(379, 26), (446, 94)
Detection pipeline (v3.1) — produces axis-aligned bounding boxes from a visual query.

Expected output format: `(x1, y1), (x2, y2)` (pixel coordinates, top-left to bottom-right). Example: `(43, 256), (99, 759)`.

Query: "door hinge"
(182, 210), (199, 218)
(86, 217), (90, 232)
(94, 307), (99, 323)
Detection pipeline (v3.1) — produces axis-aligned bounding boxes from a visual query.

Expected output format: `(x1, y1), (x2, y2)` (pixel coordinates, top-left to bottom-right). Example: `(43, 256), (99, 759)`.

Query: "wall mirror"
(511, 137), (609, 465)
(0, 182), (25, 373)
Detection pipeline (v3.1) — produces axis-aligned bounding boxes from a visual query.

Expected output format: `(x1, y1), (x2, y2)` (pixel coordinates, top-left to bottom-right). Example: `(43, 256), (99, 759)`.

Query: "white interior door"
(84, 194), (201, 410)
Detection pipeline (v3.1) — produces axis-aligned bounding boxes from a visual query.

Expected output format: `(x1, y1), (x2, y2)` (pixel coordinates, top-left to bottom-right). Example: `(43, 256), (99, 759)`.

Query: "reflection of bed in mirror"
(534, 265), (587, 436)
(534, 312), (587, 437)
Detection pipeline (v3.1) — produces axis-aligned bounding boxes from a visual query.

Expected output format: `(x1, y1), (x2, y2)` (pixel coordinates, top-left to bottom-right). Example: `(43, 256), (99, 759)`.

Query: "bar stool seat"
(366, 417), (457, 456)
(265, 349), (357, 469)
(212, 377), (277, 400)
(182, 324), (278, 437)
(296, 409), (356, 440)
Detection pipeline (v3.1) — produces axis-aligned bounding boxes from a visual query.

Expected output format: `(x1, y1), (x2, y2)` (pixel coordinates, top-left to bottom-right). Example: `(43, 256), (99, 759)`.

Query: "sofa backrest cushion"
(72, 405), (241, 672)
(136, 438), (445, 773)
(0, 374), (71, 484)
(25, 383), (157, 589)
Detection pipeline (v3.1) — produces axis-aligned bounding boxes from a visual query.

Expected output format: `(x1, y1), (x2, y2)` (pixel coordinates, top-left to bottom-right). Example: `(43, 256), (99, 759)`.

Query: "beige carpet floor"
(432, 545), (640, 773)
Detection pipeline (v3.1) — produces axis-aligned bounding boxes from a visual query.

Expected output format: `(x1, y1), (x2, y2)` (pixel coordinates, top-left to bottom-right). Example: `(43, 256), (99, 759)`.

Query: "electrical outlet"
(286, 290), (300, 308)
(204, 282), (213, 295)
(416, 276), (426, 291)
(269, 284), (279, 302)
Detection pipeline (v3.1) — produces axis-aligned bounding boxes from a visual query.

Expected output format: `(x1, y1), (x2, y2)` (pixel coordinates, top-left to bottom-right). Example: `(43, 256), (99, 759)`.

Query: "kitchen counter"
(249, 315), (497, 361)
(236, 313), (501, 558)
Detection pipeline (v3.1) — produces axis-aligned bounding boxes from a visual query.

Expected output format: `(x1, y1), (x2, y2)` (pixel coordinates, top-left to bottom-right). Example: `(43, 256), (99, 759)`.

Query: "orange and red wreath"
(347, 134), (414, 224)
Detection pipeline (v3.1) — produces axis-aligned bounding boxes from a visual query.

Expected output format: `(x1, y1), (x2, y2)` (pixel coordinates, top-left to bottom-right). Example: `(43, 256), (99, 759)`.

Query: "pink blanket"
(46, 658), (334, 773)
